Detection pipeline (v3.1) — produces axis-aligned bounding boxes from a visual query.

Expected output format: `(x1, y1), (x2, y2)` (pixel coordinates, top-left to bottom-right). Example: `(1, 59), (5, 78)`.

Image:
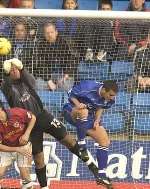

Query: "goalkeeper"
(1, 58), (99, 189)
(0, 101), (36, 189)
(63, 80), (118, 189)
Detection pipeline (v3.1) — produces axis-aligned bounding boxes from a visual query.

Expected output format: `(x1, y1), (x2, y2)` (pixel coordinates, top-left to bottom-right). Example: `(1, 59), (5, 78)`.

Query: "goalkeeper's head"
(3, 58), (23, 80)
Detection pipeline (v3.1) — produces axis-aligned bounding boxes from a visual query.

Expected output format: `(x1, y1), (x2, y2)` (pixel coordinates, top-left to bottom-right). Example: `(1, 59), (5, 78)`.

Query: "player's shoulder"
(8, 107), (27, 115)
(80, 80), (102, 89)
(80, 80), (100, 85)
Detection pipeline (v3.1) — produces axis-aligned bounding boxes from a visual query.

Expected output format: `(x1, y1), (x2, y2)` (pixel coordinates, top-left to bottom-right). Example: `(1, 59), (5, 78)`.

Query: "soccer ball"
(0, 37), (11, 55)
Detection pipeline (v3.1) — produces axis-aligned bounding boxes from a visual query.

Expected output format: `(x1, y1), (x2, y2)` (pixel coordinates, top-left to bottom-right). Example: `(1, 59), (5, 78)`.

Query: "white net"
(0, 9), (150, 189)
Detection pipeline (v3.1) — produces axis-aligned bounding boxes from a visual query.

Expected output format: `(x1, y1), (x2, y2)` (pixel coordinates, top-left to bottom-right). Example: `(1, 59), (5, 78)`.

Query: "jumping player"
(0, 101), (36, 189)
(63, 80), (118, 189)
(1, 58), (99, 188)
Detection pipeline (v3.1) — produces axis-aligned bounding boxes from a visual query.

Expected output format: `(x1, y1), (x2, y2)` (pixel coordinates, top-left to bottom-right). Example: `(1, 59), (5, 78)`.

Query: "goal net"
(0, 9), (150, 189)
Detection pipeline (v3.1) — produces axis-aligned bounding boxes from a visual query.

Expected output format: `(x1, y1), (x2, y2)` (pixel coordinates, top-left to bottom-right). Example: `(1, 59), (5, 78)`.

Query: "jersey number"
(51, 118), (61, 128)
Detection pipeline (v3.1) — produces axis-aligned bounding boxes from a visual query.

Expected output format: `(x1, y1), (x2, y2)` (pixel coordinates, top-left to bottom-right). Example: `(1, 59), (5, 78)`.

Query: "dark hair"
(103, 80), (118, 93)
(98, 0), (113, 10)
(62, 0), (78, 10)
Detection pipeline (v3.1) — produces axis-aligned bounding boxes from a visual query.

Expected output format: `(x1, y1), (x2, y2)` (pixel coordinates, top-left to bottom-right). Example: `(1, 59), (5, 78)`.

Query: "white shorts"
(0, 144), (32, 168)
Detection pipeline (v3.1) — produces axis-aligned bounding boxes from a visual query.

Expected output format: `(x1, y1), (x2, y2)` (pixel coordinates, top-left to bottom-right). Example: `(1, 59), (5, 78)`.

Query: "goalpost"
(0, 8), (150, 189)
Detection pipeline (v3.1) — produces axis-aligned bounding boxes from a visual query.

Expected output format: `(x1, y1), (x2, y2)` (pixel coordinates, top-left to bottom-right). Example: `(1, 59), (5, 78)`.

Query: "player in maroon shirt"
(0, 102), (36, 189)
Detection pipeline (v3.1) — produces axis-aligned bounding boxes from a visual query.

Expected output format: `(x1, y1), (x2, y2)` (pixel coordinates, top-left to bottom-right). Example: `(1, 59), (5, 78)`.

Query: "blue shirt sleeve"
(68, 80), (100, 100)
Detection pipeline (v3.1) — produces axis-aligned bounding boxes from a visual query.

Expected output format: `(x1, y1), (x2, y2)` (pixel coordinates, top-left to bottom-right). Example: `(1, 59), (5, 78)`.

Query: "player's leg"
(17, 144), (33, 189)
(87, 126), (113, 188)
(0, 152), (12, 188)
(63, 103), (89, 154)
(19, 167), (33, 189)
(30, 127), (48, 189)
(62, 104), (99, 177)
(37, 109), (98, 178)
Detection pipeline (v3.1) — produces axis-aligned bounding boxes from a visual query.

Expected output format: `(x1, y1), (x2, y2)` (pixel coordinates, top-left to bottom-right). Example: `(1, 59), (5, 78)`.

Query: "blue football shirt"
(68, 80), (115, 111)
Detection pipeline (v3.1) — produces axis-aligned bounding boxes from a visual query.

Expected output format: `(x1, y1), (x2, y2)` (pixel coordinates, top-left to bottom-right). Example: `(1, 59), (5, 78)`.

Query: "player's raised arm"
(19, 112), (36, 146)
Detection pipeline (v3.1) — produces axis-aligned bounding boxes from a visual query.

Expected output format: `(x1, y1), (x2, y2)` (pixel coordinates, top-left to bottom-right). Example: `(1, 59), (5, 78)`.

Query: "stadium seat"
(113, 92), (131, 111)
(35, 0), (61, 9)
(78, 0), (98, 10)
(110, 61), (134, 81)
(113, 1), (129, 11)
(78, 61), (110, 80)
(37, 90), (63, 110)
(132, 93), (150, 112)
(102, 113), (125, 133)
(133, 114), (150, 134)
(111, 61), (134, 75)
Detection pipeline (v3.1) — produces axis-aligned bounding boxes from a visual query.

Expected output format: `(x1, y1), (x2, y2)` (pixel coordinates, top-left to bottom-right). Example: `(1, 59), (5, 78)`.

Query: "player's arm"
(68, 82), (87, 109)
(93, 108), (104, 129)
(70, 97), (86, 109)
(0, 143), (31, 158)
(19, 112), (36, 145)
(1, 76), (14, 108)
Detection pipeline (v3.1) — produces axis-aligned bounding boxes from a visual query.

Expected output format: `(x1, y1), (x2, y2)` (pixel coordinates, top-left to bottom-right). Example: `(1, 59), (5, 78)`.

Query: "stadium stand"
(102, 112), (125, 133)
(133, 114), (150, 134)
(78, 61), (110, 80)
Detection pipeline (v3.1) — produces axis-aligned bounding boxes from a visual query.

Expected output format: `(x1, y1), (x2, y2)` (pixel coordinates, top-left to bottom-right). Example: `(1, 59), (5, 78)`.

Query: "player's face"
(9, 65), (21, 80)
(101, 4), (112, 11)
(131, 0), (145, 10)
(103, 89), (116, 101)
(44, 25), (58, 43)
(64, 0), (77, 9)
(15, 24), (27, 40)
(20, 0), (34, 8)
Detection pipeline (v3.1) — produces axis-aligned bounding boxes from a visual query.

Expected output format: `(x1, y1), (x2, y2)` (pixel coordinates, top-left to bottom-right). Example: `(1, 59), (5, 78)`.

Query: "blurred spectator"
(98, 0), (112, 10)
(62, 0), (78, 9)
(8, 0), (21, 8)
(34, 22), (78, 91)
(56, 0), (84, 63)
(114, 0), (150, 58)
(11, 20), (35, 71)
(127, 0), (147, 11)
(0, 1), (10, 37)
(134, 47), (150, 91)
(85, 0), (116, 61)
(56, 0), (78, 37)
(19, 0), (34, 8)
(0, 0), (8, 7)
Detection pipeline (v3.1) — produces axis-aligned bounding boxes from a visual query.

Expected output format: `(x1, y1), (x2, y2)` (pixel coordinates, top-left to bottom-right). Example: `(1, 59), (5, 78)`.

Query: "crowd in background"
(0, 0), (150, 92)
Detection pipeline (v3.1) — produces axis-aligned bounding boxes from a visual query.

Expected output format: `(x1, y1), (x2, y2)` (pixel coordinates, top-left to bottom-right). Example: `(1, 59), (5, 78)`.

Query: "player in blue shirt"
(63, 80), (118, 189)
